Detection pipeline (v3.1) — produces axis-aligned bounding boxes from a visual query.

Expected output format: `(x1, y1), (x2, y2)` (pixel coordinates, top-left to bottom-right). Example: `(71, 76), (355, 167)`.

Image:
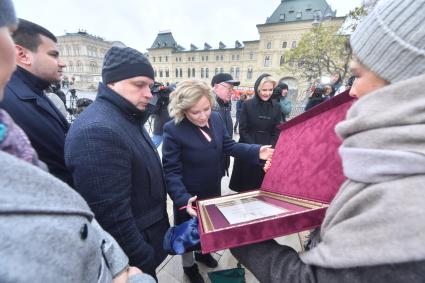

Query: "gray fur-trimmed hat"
(0, 0), (17, 28)
(102, 46), (154, 84)
(350, 0), (425, 83)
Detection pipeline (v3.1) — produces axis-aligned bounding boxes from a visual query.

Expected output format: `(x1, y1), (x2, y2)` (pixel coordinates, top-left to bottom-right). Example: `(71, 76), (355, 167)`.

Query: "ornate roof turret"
(150, 31), (178, 49)
(265, 0), (336, 24)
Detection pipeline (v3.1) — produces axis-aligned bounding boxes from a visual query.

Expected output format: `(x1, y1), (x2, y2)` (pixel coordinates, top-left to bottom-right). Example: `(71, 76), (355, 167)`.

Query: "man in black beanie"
(65, 46), (170, 279)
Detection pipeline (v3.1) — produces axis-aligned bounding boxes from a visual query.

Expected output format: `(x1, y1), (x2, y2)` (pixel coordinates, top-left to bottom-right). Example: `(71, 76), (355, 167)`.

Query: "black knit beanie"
(102, 46), (154, 84)
(0, 0), (17, 28)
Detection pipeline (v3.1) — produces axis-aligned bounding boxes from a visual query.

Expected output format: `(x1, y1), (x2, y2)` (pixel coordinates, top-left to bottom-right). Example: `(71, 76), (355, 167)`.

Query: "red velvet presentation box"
(198, 91), (355, 253)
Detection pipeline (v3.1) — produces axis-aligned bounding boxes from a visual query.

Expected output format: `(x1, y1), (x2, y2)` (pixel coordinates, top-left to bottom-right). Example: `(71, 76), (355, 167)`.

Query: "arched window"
(247, 67), (253, 80)
(76, 61), (83, 72)
(205, 68), (209, 78)
(264, 56), (271, 67)
(187, 68), (191, 78)
(201, 68), (204, 78)
(176, 68), (179, 78)
(179, 68), (183, 78)
(192, 68), (195, 77)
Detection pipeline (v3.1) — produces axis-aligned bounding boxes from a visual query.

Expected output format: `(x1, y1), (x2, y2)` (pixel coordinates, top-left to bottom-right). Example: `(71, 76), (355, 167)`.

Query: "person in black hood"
(229, 73), (281, 192)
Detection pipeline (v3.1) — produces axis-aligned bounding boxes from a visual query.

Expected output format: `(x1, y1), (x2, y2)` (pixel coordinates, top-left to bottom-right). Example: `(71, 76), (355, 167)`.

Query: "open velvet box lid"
(197, 91), (355, 253)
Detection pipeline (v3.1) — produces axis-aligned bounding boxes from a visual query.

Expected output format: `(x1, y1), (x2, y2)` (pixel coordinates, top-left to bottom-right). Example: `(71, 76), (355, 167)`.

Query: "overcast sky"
(13, 0), (362, 52)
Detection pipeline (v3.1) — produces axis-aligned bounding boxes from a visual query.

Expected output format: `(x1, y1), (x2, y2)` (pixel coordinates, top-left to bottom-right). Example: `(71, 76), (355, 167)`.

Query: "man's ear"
(15, 45), (32, 66)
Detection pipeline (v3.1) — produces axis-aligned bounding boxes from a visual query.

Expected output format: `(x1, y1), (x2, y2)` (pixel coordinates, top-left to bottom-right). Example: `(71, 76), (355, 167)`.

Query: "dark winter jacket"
(230, 74), (281, 191)
(0, 67), (72, 186)
(212, 93), (233, 176)
(162, 112), (260, 212)
(65, 83), (169, 276)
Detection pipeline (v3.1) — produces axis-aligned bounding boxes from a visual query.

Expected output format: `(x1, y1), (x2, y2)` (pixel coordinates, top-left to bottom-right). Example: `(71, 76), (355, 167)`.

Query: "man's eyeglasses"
(219, 83), (234, 92)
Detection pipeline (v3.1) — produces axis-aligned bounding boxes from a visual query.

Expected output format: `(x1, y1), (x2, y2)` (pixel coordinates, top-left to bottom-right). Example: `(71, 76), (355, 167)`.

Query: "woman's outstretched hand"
(264, 156), (272, 172)
(259, 145), (274, 161)
(186, 195), (198, 217)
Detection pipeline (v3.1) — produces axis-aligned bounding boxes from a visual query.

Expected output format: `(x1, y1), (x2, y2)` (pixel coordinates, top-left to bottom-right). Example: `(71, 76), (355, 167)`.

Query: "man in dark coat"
(65, 46), (170, 279)
(211, 73), (240, 176)
(0, 19), (72, 186)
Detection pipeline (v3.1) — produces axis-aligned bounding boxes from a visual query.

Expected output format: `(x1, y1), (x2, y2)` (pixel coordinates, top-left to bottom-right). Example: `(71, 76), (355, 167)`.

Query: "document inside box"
(216, 197), (288, 225)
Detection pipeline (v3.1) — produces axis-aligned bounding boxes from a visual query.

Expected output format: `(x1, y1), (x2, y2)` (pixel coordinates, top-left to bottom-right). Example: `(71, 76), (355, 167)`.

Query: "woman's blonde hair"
(256, 76), (276, 94)
(168, 79), (214, 124)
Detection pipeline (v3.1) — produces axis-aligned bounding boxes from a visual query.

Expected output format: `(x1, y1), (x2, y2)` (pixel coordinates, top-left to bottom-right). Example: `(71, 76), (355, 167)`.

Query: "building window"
(68, 61), (74, 72)
(220, 67), (224, 73)
(188, 57), (191, 62)
(176, 68), (179, 77)
(76, 61), (83, 72)
(192, 68), (195, 77)
(201, 68), (204, 78)
(165, 69), (169, 78)
(159, 70), (163, 77)
(282, 41), (287, 48)
(249, 53), (254, 60)
(165, 56), (168, 62)
(215, 68), (219, 75)
(232, 54), (235, 61)
(216, 55), (219, 61)
(280, 55), (285, 65)
(159, 56), (162, 62)
(205, 56), (208, 61)
(192, 56), (195, 61)
(266, 42), (272, 49)
(180, 68), (182, 77)
(179, 57), (182, 62)
(279, 13), (285, 21)
(202, 56), (204, 62)
(188, 68), (191, 78)
(237, 54), (240, 61)
(235, 67), (240, 79)
(264, 56), (271, 67)
(230, 67), (235, 77)
(296, 12), (302, 19)
(154, 69), (157, 77)
(220, 55), (224, 61)
(292, 41), (297, 48)
(176, 57), (178, 62)
(206, 68), (209, 78)
(153, 57), (156, 62)
(247, 67), (253, 80)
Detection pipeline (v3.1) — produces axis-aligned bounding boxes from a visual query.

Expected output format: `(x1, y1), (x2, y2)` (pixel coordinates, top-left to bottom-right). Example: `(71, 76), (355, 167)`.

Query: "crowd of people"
(0, 0), (424, 282)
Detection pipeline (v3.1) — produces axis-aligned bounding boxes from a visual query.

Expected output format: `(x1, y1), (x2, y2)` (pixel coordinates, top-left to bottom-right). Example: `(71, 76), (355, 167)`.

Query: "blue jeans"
(151, 134), (163, 148)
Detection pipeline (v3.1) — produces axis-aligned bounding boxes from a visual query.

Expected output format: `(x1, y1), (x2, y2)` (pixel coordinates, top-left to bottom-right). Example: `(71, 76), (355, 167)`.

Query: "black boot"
(195, 252), (218, 268)
(183, 263), (205, 283)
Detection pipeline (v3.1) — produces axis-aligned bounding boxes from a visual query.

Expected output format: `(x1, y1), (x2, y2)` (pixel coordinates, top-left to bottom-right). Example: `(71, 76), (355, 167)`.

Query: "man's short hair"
(12, 19), (57, 51)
